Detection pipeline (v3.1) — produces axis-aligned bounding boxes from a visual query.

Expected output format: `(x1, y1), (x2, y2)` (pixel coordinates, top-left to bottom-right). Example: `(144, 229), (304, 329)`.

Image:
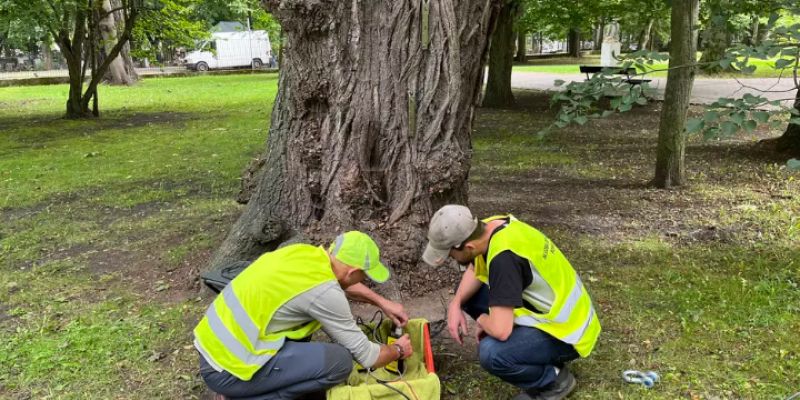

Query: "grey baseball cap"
(422, 205), (478, 266)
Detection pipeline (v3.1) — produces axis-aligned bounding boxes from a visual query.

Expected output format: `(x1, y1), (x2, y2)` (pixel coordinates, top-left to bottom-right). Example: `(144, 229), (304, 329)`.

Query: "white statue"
(603, 20), (620, 43)
(601, 19), (621, 66)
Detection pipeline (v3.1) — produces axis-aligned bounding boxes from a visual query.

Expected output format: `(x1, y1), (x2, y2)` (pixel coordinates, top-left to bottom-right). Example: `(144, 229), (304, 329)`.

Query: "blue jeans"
(464, 284), (579, 390)
(199, 341), (353, 399)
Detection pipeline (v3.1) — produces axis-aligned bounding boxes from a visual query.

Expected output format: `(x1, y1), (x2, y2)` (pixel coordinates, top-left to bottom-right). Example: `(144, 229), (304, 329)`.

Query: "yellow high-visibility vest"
(476, 215), (601, 357)
(194, 244), (336, 380)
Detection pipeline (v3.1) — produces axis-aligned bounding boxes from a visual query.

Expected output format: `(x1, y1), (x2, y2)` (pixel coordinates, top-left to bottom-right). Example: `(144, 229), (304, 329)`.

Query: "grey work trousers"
(199, 342), (354, 400)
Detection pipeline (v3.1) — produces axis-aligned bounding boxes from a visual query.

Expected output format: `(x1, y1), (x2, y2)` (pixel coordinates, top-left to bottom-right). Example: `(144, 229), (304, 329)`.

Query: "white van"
(186, 30), (271, 71)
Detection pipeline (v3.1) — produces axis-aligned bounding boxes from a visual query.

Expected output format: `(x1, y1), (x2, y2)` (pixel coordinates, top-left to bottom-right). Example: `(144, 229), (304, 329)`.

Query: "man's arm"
(345, 283), (408, 327)
(447, 265), (484, 344)
(477, 306), (515, 341)
(451, 265), (483, 308)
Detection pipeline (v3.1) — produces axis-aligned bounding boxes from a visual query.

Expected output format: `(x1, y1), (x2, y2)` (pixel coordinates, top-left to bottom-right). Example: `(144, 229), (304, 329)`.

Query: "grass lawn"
(1, 74), (799, 399)
(513, 54), (794, 79)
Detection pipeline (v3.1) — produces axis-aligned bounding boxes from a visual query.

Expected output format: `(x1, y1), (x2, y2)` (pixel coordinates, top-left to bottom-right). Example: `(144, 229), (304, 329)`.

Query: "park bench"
(579, 65), (651, 86)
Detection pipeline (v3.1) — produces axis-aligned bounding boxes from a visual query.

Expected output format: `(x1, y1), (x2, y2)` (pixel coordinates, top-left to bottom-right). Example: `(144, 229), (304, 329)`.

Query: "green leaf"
(601, 110), (614, 117)
(743, 119), (757, 133)
(752, 111), (770, 123)
(554, 79), (565, 87)
(635, 97), (648, 105)
(574, 115), (588, 125)
(742, 93), (761, 105)
(686, 118), (705, 133)
(788, 159), (800, 171)
(703, 110), (720, 123)
(775, 58), (793, 69)
(721, 121), (739, 136)
(703, 127), (721, 140)
(789, 118), (800, 126)
(618, 103), (632, 112)
(730, 112), (745, 126)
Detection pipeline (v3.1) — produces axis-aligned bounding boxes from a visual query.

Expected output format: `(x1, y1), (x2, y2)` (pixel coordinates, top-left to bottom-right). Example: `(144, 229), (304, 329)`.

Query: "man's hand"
(381, 300), (409, 328)
(393, 334), (414, 359)
(447, 301), (468, 345)
(474, 323), (487, 343)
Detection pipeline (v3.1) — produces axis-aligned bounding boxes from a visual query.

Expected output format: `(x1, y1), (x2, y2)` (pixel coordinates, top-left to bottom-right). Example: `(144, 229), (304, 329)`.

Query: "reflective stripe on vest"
(205, 297), (283, 365)
(194, 244), (336, 381)
(220, 286), (286, 352)
(485, 216), (601, 358)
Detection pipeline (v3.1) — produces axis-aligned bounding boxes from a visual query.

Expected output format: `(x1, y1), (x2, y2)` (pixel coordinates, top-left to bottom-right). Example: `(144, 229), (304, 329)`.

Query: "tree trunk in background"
(593, 22), (603, 51)
(653, 0), (698, 188)
(211, 0), (500, 291)
(776, 91), (800, 157)
(748, 15), (759, 46)
(99, 0), (138, 85)
(484, 1), (517, 107)
(637, 18), (654, 51)
(515, 31), (527, 62)
(698, 4), (730, 73)
(567, 28), (580, 57)
(41, 42), (53, 70)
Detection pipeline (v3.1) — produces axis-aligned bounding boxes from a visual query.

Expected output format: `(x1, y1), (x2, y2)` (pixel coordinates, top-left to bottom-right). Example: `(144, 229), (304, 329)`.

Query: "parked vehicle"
(186, 30), (271, 71)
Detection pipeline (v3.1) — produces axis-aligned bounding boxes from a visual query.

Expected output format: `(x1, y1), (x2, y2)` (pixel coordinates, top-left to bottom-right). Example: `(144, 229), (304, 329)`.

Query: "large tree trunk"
(98, 0), (138, 85)
(483, 0), (517, 108)
(653, 0), (699, 188)
(211, 0), (500, 289)
(776, 90), (800, 157)
(515, 30), (527, 62)
(698, 3), (730, 73)
(637, 18), (654, 51)
(567, 27), (580, 58)
(593, 22), (603, 51)
(748, 14), (759, 46)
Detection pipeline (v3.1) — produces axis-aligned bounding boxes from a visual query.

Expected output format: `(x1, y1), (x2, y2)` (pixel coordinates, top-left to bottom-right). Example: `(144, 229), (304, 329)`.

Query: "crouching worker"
(422, 205), (601, 400)
(194, 231), (414, 399)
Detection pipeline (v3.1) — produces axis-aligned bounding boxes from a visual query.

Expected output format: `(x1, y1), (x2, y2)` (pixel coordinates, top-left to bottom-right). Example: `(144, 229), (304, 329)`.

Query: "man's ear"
(345, 267), (360, 281)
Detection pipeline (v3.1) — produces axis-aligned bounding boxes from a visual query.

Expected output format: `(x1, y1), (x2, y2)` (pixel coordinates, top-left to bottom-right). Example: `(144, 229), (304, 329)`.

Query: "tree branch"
(82, 5), (138, 108)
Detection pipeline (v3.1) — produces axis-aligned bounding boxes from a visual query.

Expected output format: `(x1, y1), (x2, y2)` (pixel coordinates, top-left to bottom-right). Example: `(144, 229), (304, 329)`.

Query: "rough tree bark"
(593, 22), (603, 51)
(56, 0), (138, 118)
(776, 90), (800, 157)
(567, 27), (580, 58)
(483, 0), (518, 107)
(653, 0), (699, 188)
(748, 14), (760, 46)
(515, 31), (527, 62)
(698, 3), (730, 73)
(637, 18), (654, 51)
(212, 0), (501, 291)
(98, 0), (138, 85)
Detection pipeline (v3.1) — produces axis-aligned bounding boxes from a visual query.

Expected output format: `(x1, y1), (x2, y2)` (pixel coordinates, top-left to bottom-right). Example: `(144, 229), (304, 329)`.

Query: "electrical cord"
(356, 310), (420, 400)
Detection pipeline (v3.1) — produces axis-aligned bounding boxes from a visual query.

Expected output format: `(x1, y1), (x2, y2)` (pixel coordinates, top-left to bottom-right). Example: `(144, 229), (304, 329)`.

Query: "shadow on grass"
(1, 111), (197, 148)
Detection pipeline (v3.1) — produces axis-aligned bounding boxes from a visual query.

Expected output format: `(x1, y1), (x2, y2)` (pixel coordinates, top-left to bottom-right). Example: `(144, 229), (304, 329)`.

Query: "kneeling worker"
(194, 231), (413, 399)
(422, 205), (600, 400)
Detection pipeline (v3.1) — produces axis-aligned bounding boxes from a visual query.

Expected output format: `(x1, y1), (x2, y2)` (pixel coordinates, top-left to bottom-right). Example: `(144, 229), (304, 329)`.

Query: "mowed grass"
(0, 73), (276, 398)
(513, 53), (793, 78)
(2, 75), (799, 399)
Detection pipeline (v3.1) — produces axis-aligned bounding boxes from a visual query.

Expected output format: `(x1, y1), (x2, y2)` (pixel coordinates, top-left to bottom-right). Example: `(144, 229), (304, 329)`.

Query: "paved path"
(511, 71), (798, 107)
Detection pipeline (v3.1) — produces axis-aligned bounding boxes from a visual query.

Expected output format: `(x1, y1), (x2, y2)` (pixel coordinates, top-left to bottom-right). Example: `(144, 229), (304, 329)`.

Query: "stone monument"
(601, 20), (621, 67)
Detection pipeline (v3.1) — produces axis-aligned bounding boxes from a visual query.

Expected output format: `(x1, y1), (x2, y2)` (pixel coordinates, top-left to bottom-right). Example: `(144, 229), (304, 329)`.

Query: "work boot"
(510, 368), (576, 400)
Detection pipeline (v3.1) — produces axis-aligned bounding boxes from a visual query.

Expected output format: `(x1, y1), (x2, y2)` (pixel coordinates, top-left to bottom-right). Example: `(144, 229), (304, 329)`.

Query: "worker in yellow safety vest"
(194, 231), (413, 400)
(422, 205), (601, 400)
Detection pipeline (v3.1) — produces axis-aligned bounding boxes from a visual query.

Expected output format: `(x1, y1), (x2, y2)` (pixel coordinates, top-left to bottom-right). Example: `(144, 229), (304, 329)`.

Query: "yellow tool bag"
(326, 318), (440, 400)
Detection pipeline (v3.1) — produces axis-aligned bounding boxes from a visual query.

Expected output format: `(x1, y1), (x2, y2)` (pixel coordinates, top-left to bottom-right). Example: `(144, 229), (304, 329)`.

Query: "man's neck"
(477, 219), (507, 254)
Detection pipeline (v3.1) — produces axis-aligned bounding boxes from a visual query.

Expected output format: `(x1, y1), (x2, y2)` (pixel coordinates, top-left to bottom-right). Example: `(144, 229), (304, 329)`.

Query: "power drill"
(385, 325), (404, 374)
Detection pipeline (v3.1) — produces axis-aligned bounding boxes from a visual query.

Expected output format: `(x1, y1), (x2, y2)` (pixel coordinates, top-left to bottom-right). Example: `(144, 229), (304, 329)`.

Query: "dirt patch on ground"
(0, 111), (195, 153)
